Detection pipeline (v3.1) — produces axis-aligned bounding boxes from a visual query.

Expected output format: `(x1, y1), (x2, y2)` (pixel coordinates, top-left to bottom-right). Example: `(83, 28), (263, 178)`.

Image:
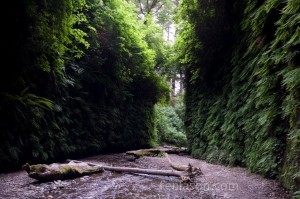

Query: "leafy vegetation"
(155, 100), (187, 147)
(0, 0), (169, 171)
(178, 0), (299, 192)
(3, 0), (299, 195)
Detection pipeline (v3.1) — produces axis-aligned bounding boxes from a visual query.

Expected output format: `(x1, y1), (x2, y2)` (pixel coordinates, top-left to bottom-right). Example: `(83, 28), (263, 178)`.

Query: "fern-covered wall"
(0, 0), (168, 171)
(179, 0), (300, 191)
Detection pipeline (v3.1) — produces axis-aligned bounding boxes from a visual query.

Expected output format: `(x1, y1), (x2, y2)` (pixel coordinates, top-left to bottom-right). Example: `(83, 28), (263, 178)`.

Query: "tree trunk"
(166, 26), (170, 42)
(165, 153), (202, 174)
(179, 72), (184, 95)
(23, 147), (201, 183)
(84, 161), (197, 182)
(103, 165), (182, 178)
(126, 146), (188, 158)
(22, 160), (104, 181)
(171, 77), (176, 105)
(23, 159), (198, 182)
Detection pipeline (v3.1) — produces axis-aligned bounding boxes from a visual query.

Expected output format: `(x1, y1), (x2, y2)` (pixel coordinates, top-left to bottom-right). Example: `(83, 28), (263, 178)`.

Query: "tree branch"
(154, 3), (164, 14)
(138, 0), (144, 15)
(147, 0), (149, 13)
(150, 0), (158, 12)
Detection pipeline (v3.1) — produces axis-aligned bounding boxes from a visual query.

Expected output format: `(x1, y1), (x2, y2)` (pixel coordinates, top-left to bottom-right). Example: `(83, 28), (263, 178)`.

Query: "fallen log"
(165, 153), (203, 175)
(103, 165), (193, 181)
(125, 147), (202, 175)
(66, 160), (196, 182)
(22, 160), (104, 181)
(23, 159), (198, 182)
(126, 146), (188, 158)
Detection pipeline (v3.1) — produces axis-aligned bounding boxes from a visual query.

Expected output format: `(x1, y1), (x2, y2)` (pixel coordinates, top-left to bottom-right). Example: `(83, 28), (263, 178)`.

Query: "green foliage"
(155, 104), (187, 147)
(142, 14), (167, 70)
(0, 0), (169, 171)
(179, 0), (300, 191)
(294, 191), (300, 199)
(174, 95), (185, 121)
(130, 0), (177, 27)
(24, 0), (88, 74)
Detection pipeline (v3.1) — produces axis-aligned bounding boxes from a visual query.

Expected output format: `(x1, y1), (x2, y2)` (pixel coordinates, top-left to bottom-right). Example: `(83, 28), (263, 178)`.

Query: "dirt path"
(0, 153), (290, 199)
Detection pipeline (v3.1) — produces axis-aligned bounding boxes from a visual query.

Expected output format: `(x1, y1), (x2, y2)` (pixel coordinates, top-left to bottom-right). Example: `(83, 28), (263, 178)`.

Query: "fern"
(180, 0), (300, 191)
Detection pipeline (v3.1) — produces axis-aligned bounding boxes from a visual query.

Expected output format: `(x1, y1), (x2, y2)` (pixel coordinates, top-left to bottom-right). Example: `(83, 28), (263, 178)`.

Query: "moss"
(60, 166), (83, 175)
(27, 164), (104, 181)
(30, 164), (48, 173)
(129, 150), (160, 157)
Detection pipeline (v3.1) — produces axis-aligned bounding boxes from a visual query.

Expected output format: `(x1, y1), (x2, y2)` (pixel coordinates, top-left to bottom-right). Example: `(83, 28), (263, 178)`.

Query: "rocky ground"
(0, 152), (290, 199)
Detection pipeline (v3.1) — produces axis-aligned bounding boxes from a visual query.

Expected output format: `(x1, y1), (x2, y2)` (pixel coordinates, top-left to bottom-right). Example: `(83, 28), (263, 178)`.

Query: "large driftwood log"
(125, 147), (202, 175)
(103, 165), (194, 181)
(67, 160), (196, 182)
(23, 159), (199, 182)
(126, 146), (188, 158)
(73, 160), (197, 182)
(22, 160), (104, 181)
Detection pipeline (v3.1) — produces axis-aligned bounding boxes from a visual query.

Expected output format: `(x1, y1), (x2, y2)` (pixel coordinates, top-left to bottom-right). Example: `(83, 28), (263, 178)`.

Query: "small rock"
(80, 176), (90, 182)
(54, 180), (61, 184)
